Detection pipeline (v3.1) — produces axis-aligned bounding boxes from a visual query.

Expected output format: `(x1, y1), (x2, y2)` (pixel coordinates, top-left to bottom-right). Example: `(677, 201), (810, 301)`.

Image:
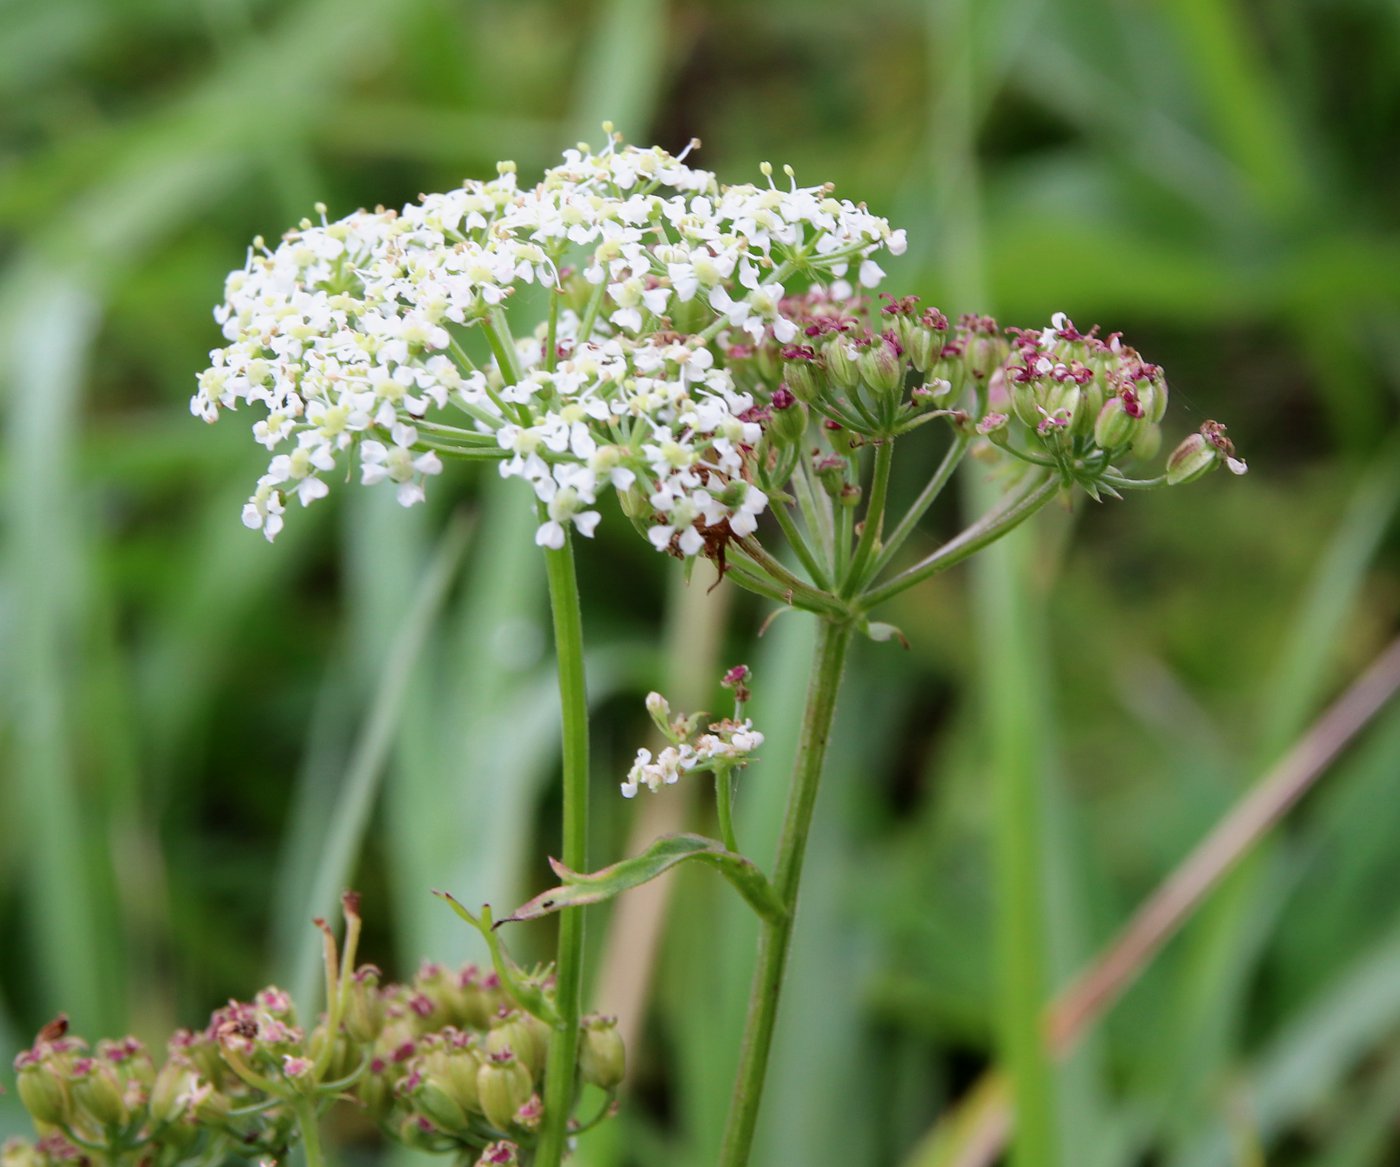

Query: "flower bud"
(618, 481), (651, 521)
(473, 972), (510, 1025)
(644, 691), (672, 736)
(486, 1012), (548, 1079)
(1040, 382), (1082, 435)
(812, 454), (846, 498)
(455, 966), (500, 1031)
(405, 1072), (469, 1133)
(906, 310), (948, 373)
(754, 340), (781, 385)
(1009, 376), (1041, 428)
(767, 388), (808, 448)
(476, 1142), (520, 1166)
(858, 335), (904, 398)
(780, 347), (821, 404)
(397, 1114), (441, 1151)
(438, 1042), (485, 1114)
(71, 1059), (128, 1130)
(1165, 433), (1216, 485)
(1131, 421), (1162, 461)
(345, 966), (385, 1043)
(477, 1051), (533, 1131)
(1093, 396), (1137, 452)
(964, 327), (1007, 382)
(148, 1060), (195, 1128)
(1136, 375), (1168, 423)
(579, 1016), (625, 1091)
(15, 1059), (70, 1129)
(824, 338), (860, 392)
(98, 1037), (153, 1091)
(254, 987), (297, 1024)
(976, 412), (1010, 444)
(1078, 376), (1105, 432)
(182, 1032), (224, 1086)
(184, 1078), (231, 1125)
(355, 1058), (393, 1120)
(511, 1093), (543, 1132)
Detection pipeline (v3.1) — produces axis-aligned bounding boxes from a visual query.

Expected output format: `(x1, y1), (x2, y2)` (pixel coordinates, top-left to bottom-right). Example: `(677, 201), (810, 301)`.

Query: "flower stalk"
(717, 616), (853, 1167)
(533, 521), (591, 1167)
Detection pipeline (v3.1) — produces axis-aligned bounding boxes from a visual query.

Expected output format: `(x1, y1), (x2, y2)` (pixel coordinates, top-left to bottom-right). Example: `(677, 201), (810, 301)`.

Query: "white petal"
(535, 520), (565, 549)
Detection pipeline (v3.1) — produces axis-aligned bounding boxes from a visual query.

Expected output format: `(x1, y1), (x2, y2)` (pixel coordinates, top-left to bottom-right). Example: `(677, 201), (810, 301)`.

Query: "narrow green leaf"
(433, 894), (559, 1026)
(502, 834), (787, 926)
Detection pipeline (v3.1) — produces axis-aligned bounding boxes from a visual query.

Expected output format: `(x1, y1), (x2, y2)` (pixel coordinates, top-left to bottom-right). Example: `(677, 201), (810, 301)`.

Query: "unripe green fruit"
(579, 1017), (625, 1090)
(477, 1052), (533, 1130)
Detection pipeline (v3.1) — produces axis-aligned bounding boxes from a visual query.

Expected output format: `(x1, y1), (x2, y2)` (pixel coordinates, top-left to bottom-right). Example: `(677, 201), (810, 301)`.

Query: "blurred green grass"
(2, 0), (1398, 1163)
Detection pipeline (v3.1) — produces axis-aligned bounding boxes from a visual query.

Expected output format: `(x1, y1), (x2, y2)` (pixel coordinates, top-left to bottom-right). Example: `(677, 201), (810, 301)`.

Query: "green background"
(2, 1), (1398, 1163)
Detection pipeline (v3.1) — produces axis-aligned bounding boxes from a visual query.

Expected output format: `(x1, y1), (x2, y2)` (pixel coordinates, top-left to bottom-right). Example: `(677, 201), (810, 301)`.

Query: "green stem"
(418, 441), (508, 461)
(841, 438), (893, 597)
(292, 1098), (324, 1167)
(813, 395), (872, 433)
(840, 388), (881, 433)
(717, 617), (854, 1167)
(722, 557), (817, 612)
(546, 289), (560, 373)
(733, 538), (849, 618)
(792, 456), (835, 572)
(715, 766), (739, 853)
(415, 420), (500, 444)
(763, 485), (833, 592)
(868, 431), (969, 579)
(1098, 470), (1168, 490)
(577, 278), (608, 344)
(833, 486), (854, 583)
(483, 307), (533, 426)
(860, 473), (1060, 610)
(534, 522), (591, 1167)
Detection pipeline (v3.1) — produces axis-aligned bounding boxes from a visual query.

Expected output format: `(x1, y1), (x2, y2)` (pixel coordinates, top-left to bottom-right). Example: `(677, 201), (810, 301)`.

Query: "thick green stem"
(717, 617), (854, 1167)
(292, 1098), (324, 1167)
(485, 308), (589, 1164)
(534, 523), (590, 1167)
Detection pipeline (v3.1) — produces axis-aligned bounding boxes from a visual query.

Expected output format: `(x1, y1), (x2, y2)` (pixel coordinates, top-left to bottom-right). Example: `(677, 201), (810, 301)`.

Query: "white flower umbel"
(195, 132), (906, 552)
(618, 686), (763, 798)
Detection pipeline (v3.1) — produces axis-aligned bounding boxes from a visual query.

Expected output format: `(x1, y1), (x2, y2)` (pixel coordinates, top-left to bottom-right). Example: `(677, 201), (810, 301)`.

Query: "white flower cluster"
(193, 133), (906, 551)
(621, 689), (764, 798)
(620, 719), (765, 799)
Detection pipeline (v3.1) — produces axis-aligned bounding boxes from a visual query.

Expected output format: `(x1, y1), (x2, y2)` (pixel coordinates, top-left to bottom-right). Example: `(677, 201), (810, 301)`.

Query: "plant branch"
(860, 473), (1059, 610)
(842, 438), (894, 597)
(868, 431), (970, 580)
(718, 617), (854, 1166)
